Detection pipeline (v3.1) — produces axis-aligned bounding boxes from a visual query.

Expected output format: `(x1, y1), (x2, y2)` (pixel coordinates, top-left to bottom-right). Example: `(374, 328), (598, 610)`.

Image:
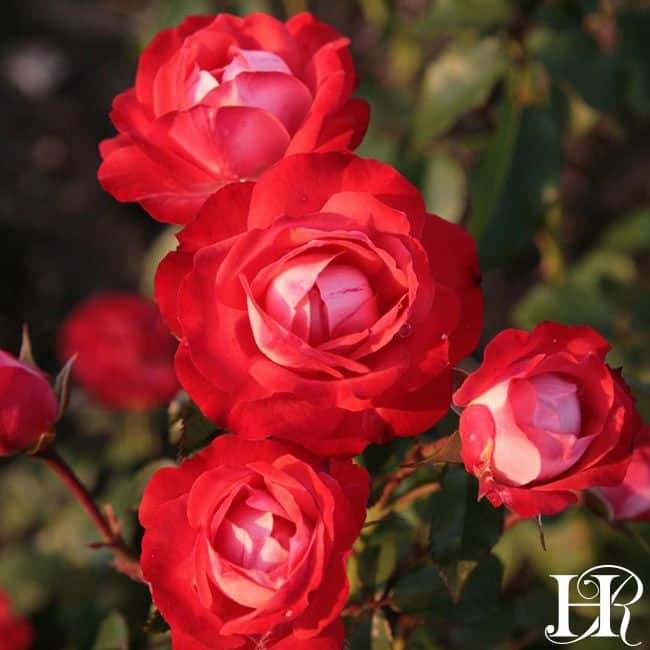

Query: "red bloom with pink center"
(0, 591), (32, 650)
(139, 434), (368, 649)
(0, 350), (57, 456)
(593, 425), (650, 521)
(453, 323), (642, 517)
(59, 292), (179, 410)
(98, 12), (369, 224)
(155, 152), (483, 457)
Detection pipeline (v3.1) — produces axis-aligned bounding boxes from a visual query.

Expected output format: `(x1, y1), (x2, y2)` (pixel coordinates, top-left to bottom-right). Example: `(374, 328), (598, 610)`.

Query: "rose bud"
(59, 292), (179, 410)
(0, 349), (57, 456)
(139, 434), (368, 649)
(155, 152), (483, 457)
(453, 323), (642, 517)
(592, 425), (650, 521)
(0, 590), (32, 650)
(98, 12), (369, 225)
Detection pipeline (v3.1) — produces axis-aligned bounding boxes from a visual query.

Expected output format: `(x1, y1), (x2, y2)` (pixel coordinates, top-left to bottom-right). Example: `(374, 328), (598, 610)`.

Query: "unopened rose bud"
(0, 349), (57, 456)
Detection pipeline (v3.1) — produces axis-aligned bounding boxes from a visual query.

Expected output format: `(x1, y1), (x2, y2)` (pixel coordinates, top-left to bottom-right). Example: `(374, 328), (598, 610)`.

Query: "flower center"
(525, 373), (581, 435)
(213, 496), (295, 573)
(186, 49), (292, 106)
(264, 261), (379, 346)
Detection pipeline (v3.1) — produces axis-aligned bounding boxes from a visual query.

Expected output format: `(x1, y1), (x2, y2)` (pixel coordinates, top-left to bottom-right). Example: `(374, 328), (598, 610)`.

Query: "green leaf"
(93, 611), (129, 650)
(600, 208), (650, 254)
(405, 0), (511, 37)
(453, 555), (502, 623)
(375, 537), (398, 585)
(422, 154), (467, 223)
(448, 555), (512, 648)
(408, 624), (442, 649)
(392, 567), (451, 615)
(471, 98), (563, 268)
(528, 28), (620, 114)
(429, 468), (504, 566)
(413, 37), (507, 148)
(513, 249), (637, 336)
(468, 97), (522, 244)
(619, 11), (650, 115)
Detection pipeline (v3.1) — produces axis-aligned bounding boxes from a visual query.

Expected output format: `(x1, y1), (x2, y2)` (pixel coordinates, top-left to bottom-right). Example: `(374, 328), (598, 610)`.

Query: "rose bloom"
(59, 292), (179, 410)
(139, 434), (368, 649)
(98, 12), (369, 225)
(592, 425), (650, 521)
(156, 152), (482, 457)
(0, 591), (32, 650)
(453, 323), (641, 517)
(0, 349), (57, 455)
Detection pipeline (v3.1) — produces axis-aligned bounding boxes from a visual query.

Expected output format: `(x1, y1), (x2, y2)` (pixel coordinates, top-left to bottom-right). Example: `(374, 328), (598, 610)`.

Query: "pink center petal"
(186, 68), (219, 105)
(263, 252), (337, 336)
(473, 373), (588, 486)
(264, 259), (379, 347)
(212, 492), (298, 576)
(222, 48), (292, 82)
(526, 373), (581, 435)
(315, 264), (379, 338)
(473, 380), (543, 486)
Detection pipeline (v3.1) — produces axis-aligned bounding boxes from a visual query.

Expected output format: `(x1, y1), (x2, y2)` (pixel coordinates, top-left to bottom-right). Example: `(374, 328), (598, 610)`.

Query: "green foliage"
(93, 612), (129, 650)
(430, 469), (504, 567)
(413, 37), (507, 148)
(2, 0), (649, 648)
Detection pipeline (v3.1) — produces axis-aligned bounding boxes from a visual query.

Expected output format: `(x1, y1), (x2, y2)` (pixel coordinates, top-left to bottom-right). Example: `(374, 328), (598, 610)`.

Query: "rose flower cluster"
(0, 10), (646, 650)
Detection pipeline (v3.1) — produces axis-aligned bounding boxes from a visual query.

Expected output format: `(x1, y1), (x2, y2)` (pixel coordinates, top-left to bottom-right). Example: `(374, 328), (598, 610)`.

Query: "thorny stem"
(31, 444), (143, 582)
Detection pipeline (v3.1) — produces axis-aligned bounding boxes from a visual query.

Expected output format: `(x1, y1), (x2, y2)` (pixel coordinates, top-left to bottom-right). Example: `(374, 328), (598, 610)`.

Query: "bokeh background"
(0, 0), (648, 648)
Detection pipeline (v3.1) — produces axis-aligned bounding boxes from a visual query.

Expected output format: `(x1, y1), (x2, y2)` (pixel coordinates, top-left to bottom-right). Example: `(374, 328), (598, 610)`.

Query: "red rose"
(59, 292), (179, 410)
(593, 425), (650, 521)
(98, 12), (369, 225)
(155, 152), (482, 457)
(453, 323), (641, 517)
(0, 350), (57, 456)
(139, 434), (368, 649)
(0, 591), (32, 650)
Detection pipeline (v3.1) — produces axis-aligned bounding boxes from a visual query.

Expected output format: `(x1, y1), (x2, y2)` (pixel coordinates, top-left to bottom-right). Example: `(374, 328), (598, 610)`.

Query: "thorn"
(19, 324), (36, 365)
(54, 354), (77, 420)
(537, 514), (547, 551)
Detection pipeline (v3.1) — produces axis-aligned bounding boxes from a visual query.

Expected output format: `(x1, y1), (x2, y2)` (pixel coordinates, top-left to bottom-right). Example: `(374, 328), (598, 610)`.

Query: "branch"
(31, 444), (143, 582)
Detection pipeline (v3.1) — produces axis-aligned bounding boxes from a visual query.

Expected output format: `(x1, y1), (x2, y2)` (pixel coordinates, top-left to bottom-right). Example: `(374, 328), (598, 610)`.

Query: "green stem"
(32, 445), (143, 582)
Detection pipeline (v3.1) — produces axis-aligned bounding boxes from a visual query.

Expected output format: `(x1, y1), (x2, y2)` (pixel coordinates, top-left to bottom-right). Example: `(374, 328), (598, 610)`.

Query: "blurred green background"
(0, 0), (648, 648)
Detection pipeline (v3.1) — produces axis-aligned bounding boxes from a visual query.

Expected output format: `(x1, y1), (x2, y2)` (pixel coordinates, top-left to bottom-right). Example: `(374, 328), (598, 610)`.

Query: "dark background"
(0, 0), (648, 648)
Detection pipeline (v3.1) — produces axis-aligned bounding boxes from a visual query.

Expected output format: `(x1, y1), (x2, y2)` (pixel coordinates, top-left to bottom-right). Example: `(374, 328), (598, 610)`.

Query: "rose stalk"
(0, 338), (142, 581)
(30, 444), (143, 582)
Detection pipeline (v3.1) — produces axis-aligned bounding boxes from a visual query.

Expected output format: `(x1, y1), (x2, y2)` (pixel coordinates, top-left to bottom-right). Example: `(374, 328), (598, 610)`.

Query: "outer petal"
(315, 98), (370, 152)
(248, 153), (426, 235)
(228, 394), (384, 457)
(0, 356), (57, 454)
(174, 342), (229, 424)
(453, 324), (609, 407)
(155, 250), (193, 336)
(98, 132), (216, 225)
(99, 105), (289, 225)
(135, 16), (215, 107)
(272, 620), (345, 649)
(421, 215), (482, 363)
